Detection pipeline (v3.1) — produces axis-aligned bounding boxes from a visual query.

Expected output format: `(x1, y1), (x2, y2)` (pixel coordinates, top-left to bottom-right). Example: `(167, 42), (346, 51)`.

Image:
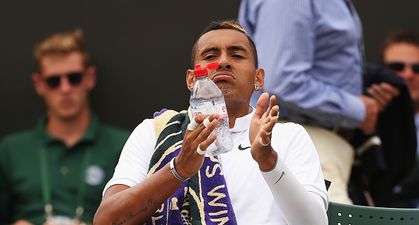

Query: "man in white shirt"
(94, 20), (328, 225)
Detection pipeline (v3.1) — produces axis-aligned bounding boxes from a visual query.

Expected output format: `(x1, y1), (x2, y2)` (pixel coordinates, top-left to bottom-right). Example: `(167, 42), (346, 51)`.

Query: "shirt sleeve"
(240, 0), (365, 128)
(103, 119), (156, 195)
(264, 122), (328, 224)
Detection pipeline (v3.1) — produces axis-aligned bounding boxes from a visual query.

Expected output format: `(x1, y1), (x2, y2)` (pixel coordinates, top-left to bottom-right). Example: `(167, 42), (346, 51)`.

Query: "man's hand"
(359, 82), (399, 135)
(367, 82), (399, 111)
(359, 95), (379, 135)
(249, 93), (280, 171)
(175, 114), (219, 179)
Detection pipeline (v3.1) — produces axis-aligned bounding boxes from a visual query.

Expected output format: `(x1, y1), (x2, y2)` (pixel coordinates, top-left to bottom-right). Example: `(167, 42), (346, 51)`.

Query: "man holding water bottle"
(94, 20), (328, 225)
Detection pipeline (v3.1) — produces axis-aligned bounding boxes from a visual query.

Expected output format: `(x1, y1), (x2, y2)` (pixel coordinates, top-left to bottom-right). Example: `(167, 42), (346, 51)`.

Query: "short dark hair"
(191, 20), (258, 68)
(379, 30), (419, 63)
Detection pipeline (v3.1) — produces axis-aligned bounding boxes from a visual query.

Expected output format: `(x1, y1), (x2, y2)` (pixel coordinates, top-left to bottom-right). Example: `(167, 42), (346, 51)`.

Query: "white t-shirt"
(105, 110), (328, 225)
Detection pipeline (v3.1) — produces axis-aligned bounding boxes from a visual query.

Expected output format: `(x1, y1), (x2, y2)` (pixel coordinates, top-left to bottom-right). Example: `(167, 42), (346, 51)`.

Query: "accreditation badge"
(46, 215), (78, 225)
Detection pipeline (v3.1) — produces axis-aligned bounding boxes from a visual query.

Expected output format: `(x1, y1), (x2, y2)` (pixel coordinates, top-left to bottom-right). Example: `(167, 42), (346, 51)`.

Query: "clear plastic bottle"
(190, 63), (233, 155)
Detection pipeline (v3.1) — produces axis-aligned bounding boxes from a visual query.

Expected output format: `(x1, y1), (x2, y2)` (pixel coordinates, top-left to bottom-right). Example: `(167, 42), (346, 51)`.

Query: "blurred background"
(1, 0), (418, 137)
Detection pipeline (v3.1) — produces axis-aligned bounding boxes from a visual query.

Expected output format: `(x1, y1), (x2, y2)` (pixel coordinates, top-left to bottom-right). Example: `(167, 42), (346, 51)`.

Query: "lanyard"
(40, 143), (91, 222)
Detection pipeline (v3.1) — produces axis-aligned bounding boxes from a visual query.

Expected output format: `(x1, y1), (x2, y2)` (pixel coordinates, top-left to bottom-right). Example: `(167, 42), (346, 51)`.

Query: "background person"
(380, 30), (419, 207)
(239, 0), (399, 204)
(0, 30), (129, 225)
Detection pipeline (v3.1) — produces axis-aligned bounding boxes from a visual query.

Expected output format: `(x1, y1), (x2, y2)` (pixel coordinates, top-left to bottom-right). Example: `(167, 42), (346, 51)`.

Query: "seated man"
(0, 30), (129, 225)
(94, 20), (328, 225)
(381, 30), (419, 207)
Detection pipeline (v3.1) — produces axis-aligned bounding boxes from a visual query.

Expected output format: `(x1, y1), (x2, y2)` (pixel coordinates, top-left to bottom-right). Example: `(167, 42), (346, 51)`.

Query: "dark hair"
(379, 30), (419, 64)
(191, 20), (258, 68)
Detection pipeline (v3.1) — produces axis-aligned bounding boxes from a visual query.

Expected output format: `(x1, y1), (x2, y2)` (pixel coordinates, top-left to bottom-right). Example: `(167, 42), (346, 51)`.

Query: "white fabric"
(187, 118), (199, 131)
(263, 158), (328, 225)
(105, 110), (328, 225)
(303, 124), (354, 204)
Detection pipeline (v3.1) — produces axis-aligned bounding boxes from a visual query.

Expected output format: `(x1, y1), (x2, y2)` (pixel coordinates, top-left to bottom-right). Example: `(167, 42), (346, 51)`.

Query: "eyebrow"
(200, 47), (219, 57)
(200, 45), (249, 56)
(228, 45), (248, 53)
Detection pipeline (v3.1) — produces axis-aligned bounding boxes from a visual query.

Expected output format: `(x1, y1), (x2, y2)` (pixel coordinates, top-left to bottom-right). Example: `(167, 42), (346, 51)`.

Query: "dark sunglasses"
(385, 62), (419, 74)
(44, 72), (84, 89)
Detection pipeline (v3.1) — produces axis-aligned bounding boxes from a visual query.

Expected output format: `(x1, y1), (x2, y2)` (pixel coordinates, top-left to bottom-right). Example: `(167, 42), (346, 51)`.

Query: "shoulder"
(271, 121), (314, 156)
(273, 121), (307, 137)
(130, 118), (156, 138)
(0, 128), (38, 163)
(99, 124), (130, 139)
(0, 128), (37, 148)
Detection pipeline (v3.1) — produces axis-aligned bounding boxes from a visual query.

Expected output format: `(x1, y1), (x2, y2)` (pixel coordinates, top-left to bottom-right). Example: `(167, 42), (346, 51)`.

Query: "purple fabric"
(153, 108), (168, 118)
(146, 145), (237, 225)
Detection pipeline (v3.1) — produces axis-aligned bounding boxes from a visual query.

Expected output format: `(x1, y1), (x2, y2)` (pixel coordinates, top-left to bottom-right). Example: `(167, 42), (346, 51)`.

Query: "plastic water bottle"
(190, 62), (233, 155)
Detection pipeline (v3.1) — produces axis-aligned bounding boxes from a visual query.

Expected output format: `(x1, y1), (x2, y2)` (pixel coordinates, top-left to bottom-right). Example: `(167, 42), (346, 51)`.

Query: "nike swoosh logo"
(238, 144), (251, 151)
(274, 171), (285, 184)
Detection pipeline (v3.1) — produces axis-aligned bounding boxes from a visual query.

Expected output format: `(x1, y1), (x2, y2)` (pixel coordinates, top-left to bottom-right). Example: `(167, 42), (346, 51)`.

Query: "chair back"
(328, 202), (419, 225)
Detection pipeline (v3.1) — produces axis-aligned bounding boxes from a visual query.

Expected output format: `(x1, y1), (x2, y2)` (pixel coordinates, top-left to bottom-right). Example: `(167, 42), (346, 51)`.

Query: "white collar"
(230, 106), (254, 133)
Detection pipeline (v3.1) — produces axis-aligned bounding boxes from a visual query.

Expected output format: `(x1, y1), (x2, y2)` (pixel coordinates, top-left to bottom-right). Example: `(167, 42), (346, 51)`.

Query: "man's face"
(33, 52), (96, 121)
(189, 29), (263, 104)
(384, 43), (419, 107)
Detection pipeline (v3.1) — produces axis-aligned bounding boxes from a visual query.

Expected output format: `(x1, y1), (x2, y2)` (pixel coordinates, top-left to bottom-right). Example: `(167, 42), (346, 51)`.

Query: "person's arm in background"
(240, 0), (380, 132)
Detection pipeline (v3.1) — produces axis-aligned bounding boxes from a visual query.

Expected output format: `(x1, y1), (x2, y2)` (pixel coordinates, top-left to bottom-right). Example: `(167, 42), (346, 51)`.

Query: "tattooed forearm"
(112, 198), (158, 225)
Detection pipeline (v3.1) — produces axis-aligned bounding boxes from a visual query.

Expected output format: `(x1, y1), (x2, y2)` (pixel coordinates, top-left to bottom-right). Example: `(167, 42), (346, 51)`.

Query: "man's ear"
(254, 68), (265, 90)
(186, 69), (195, 91)
(84, 66), (97, 90)
(32, 72), (44, 95)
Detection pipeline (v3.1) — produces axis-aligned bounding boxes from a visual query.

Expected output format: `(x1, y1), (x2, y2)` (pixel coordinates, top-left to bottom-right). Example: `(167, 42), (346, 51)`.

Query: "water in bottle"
(189, 63), (233, 155)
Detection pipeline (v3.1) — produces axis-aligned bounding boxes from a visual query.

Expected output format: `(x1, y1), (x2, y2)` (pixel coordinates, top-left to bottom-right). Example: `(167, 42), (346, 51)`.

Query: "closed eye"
(232, 54), (245, 59)
(202, 54), (217, 60)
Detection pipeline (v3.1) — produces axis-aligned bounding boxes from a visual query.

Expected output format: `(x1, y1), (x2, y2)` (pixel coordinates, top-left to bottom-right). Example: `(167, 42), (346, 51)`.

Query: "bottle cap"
(194, 64), (208, 77)
(206, 62), (220, 71)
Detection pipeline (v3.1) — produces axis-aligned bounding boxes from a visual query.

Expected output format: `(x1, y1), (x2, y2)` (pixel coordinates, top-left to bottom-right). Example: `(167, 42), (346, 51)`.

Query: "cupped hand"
(367, 82), (399, 111)
(249, 93), (279, 171)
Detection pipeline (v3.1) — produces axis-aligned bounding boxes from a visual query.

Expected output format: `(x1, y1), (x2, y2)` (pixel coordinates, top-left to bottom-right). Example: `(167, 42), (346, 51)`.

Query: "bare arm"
(93, 166), (182, 225)
(94, 115), (219, 225)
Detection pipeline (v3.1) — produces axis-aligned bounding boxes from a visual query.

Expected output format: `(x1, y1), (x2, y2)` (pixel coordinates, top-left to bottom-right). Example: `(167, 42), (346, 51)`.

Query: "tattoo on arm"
(112, 198), (158, 225)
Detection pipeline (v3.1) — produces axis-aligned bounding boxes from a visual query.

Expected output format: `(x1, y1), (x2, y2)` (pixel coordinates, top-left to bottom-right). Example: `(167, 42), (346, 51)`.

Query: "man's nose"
(218, 54), (232, 69)
(59, 77), (72, 92)
(400, 67), (415, 81)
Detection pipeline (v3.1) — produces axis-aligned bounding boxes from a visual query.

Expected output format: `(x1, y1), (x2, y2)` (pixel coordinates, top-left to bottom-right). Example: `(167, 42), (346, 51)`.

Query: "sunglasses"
(385, 62), (419, 74)
(44, 72), (84, 89)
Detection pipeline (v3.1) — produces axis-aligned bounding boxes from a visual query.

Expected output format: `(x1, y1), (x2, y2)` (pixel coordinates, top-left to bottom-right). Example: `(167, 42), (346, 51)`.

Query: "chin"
(219, 87), (232, 97)
(56, 109), (80, 121)
(217, 82), (231, 91)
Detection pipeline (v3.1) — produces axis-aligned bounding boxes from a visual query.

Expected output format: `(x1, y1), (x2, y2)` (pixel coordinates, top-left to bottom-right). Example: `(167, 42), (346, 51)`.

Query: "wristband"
(169, 157), (189, 182)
